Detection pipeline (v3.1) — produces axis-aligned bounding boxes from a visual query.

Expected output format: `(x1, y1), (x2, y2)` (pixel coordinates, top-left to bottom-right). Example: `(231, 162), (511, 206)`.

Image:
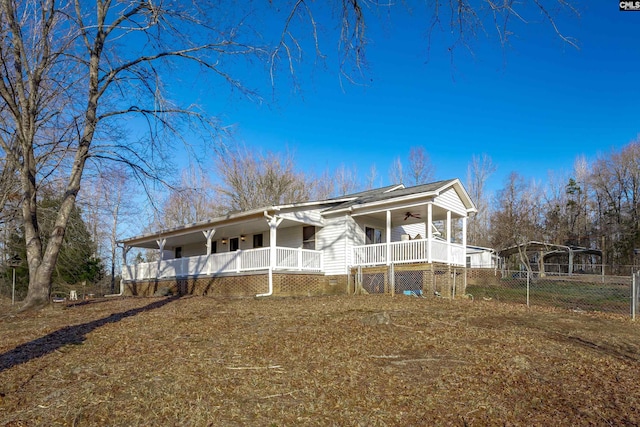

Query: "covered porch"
(349, 199), (468, 268)
(120, 209), (323, 283)
(353, 238), (466, 267)
(122, 246), (323, 281)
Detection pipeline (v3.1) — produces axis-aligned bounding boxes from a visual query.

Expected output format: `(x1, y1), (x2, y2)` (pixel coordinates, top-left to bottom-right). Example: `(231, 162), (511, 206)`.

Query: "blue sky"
(179, 2), (640, 195)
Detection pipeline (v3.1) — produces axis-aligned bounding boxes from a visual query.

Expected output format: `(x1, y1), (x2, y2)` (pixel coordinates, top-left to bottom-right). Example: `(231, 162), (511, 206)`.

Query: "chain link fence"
(0, 273), (115, 305)
(466, 268), (634, 317)
(354, 265), (640, 319)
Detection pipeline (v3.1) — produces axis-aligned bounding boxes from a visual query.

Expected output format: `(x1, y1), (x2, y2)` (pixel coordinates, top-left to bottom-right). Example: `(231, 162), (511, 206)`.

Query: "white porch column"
(568, 249), (574, 275)
(268, 216), (284, 267)
(446, 210), (452, 264)
(203, 229), (216, 275)
(122, 246), (131, 280)
(156, 238), (166, 278)
(156, 239), (166, 259)
(462, 216), (467, 266)
(386, 210), (392, 266)
(203, 229), (216, 255)
(258, 214), (283, 297)
(427, 203), (433, 263)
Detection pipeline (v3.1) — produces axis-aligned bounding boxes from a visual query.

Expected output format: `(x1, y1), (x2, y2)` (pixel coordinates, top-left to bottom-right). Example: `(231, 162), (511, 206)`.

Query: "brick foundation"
(124, 272), (349, 298)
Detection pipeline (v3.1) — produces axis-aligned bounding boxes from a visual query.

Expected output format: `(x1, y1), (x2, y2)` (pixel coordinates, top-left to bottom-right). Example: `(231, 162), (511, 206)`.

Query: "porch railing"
(122, 247), (323, 281)
(352, 239), (466, 267)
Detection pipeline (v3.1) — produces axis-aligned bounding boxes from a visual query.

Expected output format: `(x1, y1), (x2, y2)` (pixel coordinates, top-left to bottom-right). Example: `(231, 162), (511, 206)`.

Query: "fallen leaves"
(0, 295), (639, 425)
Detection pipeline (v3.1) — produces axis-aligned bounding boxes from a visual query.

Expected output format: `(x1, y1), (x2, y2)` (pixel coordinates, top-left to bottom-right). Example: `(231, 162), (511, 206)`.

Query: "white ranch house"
(120, 179), (477, 297)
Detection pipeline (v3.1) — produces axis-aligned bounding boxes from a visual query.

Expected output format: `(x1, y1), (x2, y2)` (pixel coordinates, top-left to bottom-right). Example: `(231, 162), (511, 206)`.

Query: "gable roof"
(324, 179), (476, 214)
(120, 178), (476, 247)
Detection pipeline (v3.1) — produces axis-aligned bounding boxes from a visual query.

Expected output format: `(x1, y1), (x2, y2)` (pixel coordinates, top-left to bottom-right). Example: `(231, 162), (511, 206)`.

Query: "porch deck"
(352, 239), (465, 267)
(122, 239), (466, 282)
(123, 247), (323, 281)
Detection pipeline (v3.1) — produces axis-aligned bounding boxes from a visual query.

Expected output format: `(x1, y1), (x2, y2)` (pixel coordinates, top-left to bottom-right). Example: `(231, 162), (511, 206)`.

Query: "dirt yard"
(1, 295), (639, 426)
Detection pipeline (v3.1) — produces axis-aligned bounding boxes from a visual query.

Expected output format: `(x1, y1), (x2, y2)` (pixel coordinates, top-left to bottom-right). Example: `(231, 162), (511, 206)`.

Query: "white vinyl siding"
(180, 242), (206, 258)
(434, 188), (467, 216)
(279, 209), (324, 225)
(318, 215), (354, 275)
(391, 223), (426, 241)
(272, 225), (302, 248)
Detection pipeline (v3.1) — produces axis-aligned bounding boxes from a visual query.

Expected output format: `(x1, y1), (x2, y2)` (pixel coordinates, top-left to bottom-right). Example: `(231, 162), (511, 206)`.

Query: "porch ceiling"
(125, 217), (301, 250)
(352, 203), (459, 226)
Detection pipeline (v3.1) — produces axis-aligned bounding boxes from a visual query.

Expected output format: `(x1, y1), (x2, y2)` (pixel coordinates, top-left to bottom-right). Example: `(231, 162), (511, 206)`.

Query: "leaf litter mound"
(1, 295), (639, 426)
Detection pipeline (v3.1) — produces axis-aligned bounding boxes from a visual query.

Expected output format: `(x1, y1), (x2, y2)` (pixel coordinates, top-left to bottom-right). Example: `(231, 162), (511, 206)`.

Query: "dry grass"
(1, 294), (639, 426)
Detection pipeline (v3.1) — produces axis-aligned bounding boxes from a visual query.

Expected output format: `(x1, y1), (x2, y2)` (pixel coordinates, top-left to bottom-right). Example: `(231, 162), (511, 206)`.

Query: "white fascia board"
(447, 178), (478, 213)
(344, 192), (438, 215)
(120, 207), (279, 246)
(350, 200), (433, 217)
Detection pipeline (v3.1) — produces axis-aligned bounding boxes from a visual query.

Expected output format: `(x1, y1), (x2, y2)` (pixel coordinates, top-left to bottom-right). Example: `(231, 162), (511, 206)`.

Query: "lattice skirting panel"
(351, 263), (467, 298)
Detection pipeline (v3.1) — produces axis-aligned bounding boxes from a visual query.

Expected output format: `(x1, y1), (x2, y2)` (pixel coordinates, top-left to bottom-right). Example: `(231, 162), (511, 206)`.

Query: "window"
(365, 227), (383, 245)
(211, 241), (217, 254)
(303, 226), (316, 250)
(466, 256), (471, 268)
(253, 233), (263, 248)
(175, 247), (182, 258)
(230, 237), (240, 251)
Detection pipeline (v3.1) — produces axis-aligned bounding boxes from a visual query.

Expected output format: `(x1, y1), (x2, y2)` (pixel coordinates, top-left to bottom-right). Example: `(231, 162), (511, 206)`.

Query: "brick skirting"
(124, 272), (349, 297)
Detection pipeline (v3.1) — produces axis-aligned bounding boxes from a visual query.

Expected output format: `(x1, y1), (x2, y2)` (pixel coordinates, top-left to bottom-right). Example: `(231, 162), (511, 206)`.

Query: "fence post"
(452, 268), (456, 299)
(633, 272), (637, 321)
(390, 263), (395, 296)
(526, 269), (530, 307)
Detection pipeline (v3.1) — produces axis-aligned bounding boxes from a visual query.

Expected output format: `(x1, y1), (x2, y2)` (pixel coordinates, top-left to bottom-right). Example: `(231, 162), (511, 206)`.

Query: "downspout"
(257, 211), (282, 297)
(105, 279), (124, 297)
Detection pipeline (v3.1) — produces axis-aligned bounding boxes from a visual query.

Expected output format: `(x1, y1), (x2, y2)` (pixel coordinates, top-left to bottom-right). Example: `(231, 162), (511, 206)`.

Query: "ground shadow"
(0, 296), (180, 373)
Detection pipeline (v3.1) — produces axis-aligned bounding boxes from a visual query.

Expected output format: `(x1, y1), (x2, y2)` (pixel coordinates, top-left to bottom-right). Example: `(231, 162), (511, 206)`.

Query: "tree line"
(0, 0), (580, 309)
(3, 136), (638, 300)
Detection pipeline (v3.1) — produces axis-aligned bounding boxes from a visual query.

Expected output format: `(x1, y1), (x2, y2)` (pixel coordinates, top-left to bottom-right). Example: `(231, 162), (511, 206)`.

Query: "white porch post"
(462, 216), (467, 265)
(446, 210), (452, 264)
(427, 203), (433, 263)
(156, 238), (166, 278)
(258, 215), (283, 297)
(269, 216), (284, 269)
(122, 246), (131, 280)
(386, 210), (392, 265)
(203, 229), (216, 255)
(568, 249), (574, 275)
(203, 229), (216, 274)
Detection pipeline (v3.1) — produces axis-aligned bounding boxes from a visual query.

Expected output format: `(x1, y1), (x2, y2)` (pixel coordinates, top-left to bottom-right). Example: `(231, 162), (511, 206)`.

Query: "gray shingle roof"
(323, 179), (458, 213)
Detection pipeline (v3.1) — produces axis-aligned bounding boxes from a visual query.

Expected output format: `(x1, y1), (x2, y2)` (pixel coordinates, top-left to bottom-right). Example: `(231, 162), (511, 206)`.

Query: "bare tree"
(590, 139), (640, 267)
(407, 146), (435, 185)
(160, 166), (219, 228)
(80, 166), (137, 293)
(389, 157), (404, 184)
(0, 1), (275, 309)
(214, 145), (311, 212)
(490, 172), (544, 271)
(333, 164), (359, 196)
(0, 0), (579, 309)
(312, 168), (335, 201)
(365, 164), (380, 190)
(466, 154), (496, 246)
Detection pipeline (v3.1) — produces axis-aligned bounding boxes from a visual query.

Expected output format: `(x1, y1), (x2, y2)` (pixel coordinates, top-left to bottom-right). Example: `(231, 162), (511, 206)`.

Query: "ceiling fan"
(404, 211), (421, 220)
